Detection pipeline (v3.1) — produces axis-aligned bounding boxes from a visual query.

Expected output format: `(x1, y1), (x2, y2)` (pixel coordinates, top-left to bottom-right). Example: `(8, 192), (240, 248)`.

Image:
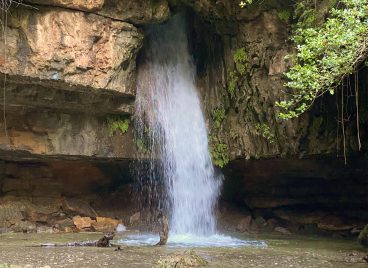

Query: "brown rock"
(28, 0), (170, 24)
(62, 198), (98, 217)
(72, 216), (96, 231)
(236, 216), (252, 233)
(26, 210), (48, 223)
(11, 220), (37, 233)
(29, 0), (104, 12)
(129, 212), (140, 225)
(92, 217), (121, 232)
(98, 0), (170, 24)
(0, 201), (26, 228)
(318, 216), (354, 231)
(53, 218), (75, 231)
(0, 7), (143, 96)
(274, 226), (292, 235)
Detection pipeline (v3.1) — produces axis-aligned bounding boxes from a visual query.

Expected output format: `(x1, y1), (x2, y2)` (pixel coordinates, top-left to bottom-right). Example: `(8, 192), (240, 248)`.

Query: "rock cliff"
(0, 0), (366, 234)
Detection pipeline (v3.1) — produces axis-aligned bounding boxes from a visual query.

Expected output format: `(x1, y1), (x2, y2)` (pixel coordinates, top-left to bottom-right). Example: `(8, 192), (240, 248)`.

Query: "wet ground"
(0, 232), (367, 267)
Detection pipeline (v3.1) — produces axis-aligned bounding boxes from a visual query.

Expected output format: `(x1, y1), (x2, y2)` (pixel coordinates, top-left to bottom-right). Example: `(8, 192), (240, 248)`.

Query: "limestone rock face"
(98, 0), (170, 24)
(29, 0), (105, 11)
(29, 0), (170, 24)
(1, 7), (143, 96)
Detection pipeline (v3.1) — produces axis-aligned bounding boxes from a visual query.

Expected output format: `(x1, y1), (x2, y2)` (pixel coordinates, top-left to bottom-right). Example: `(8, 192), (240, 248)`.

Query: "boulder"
(254, 216), (267, 228)
(72, 216), (96, 231)
(62, 198), (98, 217)
(274, 226), (292, 235)
(92, 217), (122, 232)
(53, 218), (75, 232)
(129, 212), (140, 225)
(358, 224), (368, 246)
(236, 216), (252, 233)
(11, 220), (37, 233)
(317, 216), (355, 231)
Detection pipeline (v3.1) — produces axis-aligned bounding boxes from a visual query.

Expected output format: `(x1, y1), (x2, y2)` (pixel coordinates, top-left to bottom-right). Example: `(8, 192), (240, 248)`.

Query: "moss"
(278, 10), (291, 22)
(210, 142), (229, 168)
(212, 107), (226, 129)
(106, 115), (130, 136)
(227, 48), (248, 98)
(228, 71), (238, 99)
(233, 48), (248, 75)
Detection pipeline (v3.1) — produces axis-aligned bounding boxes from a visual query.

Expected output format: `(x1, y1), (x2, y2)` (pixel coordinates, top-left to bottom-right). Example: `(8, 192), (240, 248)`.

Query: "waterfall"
(135, 13), (222, 236)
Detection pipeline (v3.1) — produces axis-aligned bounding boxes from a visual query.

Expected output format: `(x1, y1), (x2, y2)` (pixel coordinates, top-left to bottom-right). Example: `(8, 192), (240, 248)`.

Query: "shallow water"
(117, 233), (266, 248)
(0, 232), (366, 267)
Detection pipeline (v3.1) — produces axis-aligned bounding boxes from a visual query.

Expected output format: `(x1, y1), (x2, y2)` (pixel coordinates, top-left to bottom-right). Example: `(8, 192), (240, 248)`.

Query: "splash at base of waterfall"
(116, 233), (267, 248)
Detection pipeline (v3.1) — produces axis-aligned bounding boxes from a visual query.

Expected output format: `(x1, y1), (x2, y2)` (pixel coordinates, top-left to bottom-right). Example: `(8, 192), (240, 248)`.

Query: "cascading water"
(119, 12), (266, 248)
(135, 13), (221, 236)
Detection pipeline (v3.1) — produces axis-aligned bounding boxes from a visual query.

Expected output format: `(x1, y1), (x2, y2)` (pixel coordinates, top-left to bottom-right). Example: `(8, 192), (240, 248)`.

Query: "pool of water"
(116, 233), (267, 248)
(0, 232), (366, 267)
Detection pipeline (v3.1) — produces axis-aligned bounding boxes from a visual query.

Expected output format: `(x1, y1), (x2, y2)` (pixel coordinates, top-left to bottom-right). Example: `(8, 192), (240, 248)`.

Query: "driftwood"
(155, 213), (169, 246)
(40, 232), (115, 248)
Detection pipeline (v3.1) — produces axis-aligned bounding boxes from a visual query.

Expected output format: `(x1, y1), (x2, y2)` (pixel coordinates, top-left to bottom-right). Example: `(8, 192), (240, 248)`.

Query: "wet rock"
(52, 218), (75, 232)
(317, 216), (355, 231)
(265, 218), (278, 231)
(254, 216), (267, 228)
(358, 224), (368, 246)
(37, 226), (54, 233)
(62, 198), (98, 218)
(12, 221), (37, 233)
(129, 212), (140, 225)
(351, 227), (362, 235)
(116, 223), (126, 233)
(236, 216), (252, 233)
(72, 216), (96, 231)
(26, 210), (48, 223)
(274, 227), (292, 235)
(0, 201), (26, 229)
(92, 217), (122, 232)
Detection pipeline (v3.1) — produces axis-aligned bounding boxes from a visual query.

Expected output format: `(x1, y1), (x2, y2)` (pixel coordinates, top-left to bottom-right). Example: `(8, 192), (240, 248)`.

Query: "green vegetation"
(278, 10), (291, 23)
(239, 0), (253, 8)
(255, 123), (276, 144)
(211, 107), (226, 129)
(228, 48), (248, 99)
(210, 141), (229, 168)
(106, 115), (130, 136)
(358, 224), (368, 246)
(277, 0), (368, 119)
(233, 48), (248, 75)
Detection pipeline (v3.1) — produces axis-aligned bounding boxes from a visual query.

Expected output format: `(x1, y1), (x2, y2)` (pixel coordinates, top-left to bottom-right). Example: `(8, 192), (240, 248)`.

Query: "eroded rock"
(129, 212), (140, 225)
(29, 0), (104, 11)
(236, 216), (252, 233)
(91, 217), (122, 232)
(274, 226), (292, 235)
(0, 7), (143, 96)
(72, 216), (96, 231)
(62, 198), (98, 218)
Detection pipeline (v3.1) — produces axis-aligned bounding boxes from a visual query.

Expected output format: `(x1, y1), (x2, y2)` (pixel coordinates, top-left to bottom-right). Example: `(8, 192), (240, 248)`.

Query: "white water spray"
(135, 13), (222, 236)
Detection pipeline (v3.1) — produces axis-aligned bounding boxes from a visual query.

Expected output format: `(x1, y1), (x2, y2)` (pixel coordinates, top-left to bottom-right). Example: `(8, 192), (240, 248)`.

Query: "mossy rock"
(358, 224), (368, 246)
